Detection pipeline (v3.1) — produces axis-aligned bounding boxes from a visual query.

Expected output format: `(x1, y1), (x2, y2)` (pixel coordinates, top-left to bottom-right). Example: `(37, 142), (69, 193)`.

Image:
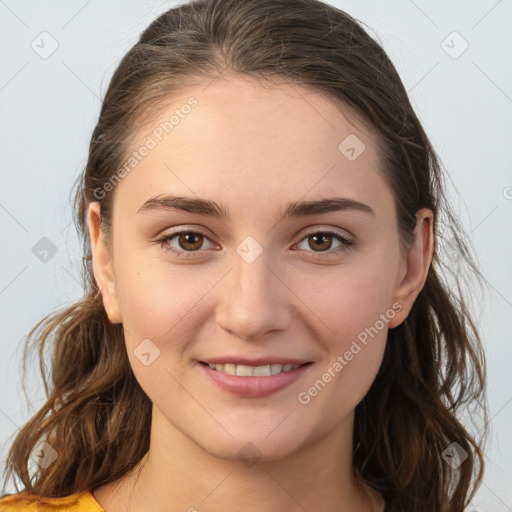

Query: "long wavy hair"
(2, 1), (489, 510)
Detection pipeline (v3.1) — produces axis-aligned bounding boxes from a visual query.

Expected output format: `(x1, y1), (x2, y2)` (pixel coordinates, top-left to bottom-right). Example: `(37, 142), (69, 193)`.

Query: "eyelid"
(156, 225), (354, 258)
(155, 227), (218, 259)
(298, 226), (354, 243)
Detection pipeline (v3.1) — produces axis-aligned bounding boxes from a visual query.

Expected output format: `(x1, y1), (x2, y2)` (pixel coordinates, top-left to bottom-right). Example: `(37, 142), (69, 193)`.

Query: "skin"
(88, 74), (434, 512)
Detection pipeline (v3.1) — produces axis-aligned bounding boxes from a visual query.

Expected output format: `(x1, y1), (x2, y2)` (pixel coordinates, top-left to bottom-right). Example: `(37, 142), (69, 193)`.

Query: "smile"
(199, 361), (313, 398)
(204, 362), (302, 376)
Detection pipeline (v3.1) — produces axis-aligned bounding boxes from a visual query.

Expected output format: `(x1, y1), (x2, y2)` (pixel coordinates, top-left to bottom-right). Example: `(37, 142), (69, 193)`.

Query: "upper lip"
(200, 356), (312, 366)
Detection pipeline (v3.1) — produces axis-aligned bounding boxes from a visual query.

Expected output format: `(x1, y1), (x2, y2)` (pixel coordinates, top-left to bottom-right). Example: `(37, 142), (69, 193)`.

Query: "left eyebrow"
(137, 194), (375, 223)
(137, 194), (230, 220)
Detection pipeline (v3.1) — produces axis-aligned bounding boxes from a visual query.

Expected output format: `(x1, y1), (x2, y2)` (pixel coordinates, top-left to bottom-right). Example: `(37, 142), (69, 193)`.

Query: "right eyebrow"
(137, 194), (376, 223)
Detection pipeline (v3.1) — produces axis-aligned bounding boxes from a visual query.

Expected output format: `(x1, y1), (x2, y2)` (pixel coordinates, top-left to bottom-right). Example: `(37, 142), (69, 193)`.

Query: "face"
(88, 75), (433, 463)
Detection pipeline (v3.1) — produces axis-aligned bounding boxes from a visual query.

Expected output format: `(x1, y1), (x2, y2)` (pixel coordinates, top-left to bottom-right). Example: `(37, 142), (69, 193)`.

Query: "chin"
(187, 416), (314, 466)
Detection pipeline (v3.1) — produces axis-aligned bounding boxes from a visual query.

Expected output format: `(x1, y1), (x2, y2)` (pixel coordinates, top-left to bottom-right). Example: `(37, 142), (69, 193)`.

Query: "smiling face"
(88, 74), (433, 464)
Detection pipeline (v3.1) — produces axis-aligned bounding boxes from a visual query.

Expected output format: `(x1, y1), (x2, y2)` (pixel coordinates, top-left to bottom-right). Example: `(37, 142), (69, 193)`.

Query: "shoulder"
(0, 489), (105, 511)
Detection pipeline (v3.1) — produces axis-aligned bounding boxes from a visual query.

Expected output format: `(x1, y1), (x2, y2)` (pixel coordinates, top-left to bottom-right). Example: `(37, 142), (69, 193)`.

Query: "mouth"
(199, 361), (313, 377)
(198, 360), (314, 398)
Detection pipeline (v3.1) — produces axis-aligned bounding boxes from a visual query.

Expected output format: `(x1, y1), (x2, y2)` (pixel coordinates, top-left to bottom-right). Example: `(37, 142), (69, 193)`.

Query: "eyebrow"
(137, 194), (375, 222)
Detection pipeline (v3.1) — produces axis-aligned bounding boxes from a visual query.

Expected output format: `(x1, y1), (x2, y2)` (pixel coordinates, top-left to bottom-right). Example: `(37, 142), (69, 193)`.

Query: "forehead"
(114, 75), (392, 217)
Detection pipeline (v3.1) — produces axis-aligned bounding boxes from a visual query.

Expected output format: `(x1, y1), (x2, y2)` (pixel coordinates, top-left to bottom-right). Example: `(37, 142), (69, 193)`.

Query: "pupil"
(177, 233), (333, 252)
(311, 233), (331, 251)
(181, 233), (201, 250)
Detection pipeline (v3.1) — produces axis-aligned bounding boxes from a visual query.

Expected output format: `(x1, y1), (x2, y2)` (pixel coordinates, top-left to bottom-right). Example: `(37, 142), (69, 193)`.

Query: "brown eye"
(177, 232), (204, 251)
(295, 229), (354, 259)
(157, 230), (216, 259)
(307, 233), (334, 251)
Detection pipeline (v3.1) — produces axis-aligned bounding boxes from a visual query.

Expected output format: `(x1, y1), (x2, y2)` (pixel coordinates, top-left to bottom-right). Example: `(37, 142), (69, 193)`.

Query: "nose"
(215, 245), (292, 341)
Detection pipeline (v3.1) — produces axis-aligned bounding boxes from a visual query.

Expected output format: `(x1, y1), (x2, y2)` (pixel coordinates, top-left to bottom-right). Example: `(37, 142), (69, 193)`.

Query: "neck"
(94, 406), (382, 512)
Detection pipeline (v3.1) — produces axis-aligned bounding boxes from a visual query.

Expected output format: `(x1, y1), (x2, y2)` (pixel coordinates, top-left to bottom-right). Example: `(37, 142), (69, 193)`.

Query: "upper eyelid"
(159, 226), (353, 248)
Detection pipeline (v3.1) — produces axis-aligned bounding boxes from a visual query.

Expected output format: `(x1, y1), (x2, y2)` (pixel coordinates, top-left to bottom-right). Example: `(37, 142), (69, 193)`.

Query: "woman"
(0, 0), (488, 510)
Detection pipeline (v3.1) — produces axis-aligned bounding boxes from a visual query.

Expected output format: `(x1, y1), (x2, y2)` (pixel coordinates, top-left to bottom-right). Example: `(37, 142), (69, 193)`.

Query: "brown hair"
(2, 1), (489, 510)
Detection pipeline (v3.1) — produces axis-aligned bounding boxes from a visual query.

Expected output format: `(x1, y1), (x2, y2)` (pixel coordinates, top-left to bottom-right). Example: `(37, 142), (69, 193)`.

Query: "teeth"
(207, 363), (300, 376)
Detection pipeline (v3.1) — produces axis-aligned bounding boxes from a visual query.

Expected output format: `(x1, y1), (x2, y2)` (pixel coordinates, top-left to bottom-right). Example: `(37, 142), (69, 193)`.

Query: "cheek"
(299, 252), (399, 345)
(113, 257), (213, 402)
(113, 248), (222, 346)
(291, 250), (399, 408)
(114, 228), (400, 351)
(297, 270), (394, 411)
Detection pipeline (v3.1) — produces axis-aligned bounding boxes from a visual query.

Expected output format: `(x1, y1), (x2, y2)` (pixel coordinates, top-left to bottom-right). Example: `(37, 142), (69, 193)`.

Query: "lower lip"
(198, 362), (313, 398)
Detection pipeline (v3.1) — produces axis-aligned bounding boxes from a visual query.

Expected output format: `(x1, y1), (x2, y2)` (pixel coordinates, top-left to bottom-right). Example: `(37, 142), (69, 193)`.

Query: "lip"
(198, 361), (313, 398)
(200, 356), (311, 366)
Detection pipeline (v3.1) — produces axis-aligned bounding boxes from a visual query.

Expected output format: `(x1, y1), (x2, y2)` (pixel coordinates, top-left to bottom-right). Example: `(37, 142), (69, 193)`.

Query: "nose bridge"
(215, 236), (290, 339)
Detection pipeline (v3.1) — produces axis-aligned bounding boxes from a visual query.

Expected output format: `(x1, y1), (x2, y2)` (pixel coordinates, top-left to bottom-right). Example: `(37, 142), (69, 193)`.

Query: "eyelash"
(156, 228), (354, 260)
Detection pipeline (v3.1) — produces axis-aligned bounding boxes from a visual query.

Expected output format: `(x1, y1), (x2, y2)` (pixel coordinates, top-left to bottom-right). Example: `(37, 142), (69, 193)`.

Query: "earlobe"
(387, 208), (434, 329)
(87, 202), (122, 324)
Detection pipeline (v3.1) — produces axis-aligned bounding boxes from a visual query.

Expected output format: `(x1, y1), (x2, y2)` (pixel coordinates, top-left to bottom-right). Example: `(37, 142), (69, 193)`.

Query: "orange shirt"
(0, 490), (105, 511)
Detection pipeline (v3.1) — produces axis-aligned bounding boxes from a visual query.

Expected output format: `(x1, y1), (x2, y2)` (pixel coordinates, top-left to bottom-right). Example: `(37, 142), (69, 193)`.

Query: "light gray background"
(1, 1), (511, 510)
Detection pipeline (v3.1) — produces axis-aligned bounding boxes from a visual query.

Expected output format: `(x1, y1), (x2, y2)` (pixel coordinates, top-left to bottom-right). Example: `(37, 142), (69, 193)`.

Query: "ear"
(387, 208), (434, 329)
(87, 201), (122, 324)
